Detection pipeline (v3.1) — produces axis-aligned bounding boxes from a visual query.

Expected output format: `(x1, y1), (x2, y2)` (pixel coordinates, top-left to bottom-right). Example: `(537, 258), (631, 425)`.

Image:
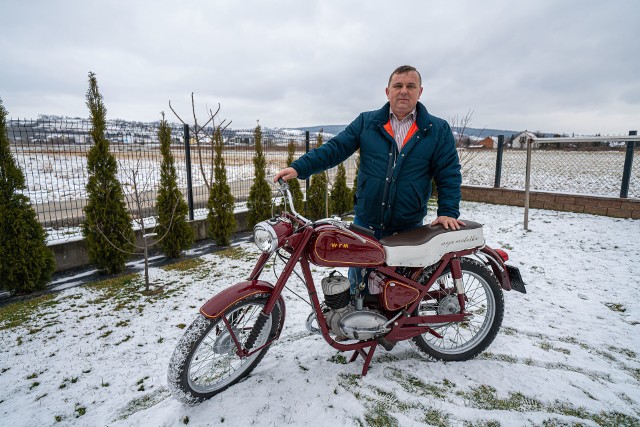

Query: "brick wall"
(461, 185), (640, 219)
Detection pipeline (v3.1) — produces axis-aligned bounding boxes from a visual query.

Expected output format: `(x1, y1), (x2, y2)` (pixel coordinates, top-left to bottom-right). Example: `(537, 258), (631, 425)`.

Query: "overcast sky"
(1, 0), (638, 135)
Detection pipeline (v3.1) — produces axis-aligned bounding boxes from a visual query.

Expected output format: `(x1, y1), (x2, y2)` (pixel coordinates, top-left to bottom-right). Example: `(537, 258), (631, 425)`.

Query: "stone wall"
(461, 185), (640, 219)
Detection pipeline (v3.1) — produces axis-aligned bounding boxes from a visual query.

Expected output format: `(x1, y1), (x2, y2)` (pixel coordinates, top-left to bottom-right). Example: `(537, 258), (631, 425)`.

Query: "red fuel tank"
(306, 225), (385, 268)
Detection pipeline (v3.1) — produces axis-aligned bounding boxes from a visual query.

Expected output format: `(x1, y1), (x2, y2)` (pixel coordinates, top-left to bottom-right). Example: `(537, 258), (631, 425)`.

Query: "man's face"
(385, 71), (423, 120)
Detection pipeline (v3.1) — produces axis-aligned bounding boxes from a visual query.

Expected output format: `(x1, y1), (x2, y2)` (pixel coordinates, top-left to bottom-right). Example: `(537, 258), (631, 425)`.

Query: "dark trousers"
(348, 217), (424, 294)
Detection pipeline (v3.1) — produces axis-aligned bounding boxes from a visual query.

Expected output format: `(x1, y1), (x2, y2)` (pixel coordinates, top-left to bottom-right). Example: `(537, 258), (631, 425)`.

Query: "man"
(274, 65), (464, 237)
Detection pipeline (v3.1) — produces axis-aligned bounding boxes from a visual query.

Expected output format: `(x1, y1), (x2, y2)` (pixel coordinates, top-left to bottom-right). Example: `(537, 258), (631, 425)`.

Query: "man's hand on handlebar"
(273, 167), (298, 183)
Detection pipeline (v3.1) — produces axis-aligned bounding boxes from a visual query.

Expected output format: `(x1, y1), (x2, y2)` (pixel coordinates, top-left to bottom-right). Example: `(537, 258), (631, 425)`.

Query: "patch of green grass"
(608, 345), (636, 359)
(216, 246), (253, 260)
(387, 367), (455, 399)
(115, 320), (129, 327)
(162, 257), (204, 272)
(338, 373), (360, 389)
(176, 323), (186, 329)
(538, 341), (570, 355)
(74, 405), (86, 418)
(423, 409), (451, 427)
(625, 367), (640, 381)
(116, 335), (133, 345)
(30, 381), (40, 390)
(26, 372), (38, 379)
(54, 415), (63, 422)
(604, 302), (626, 312)
(99, 330), (112, 338)
(466, 385), (544, 411)
(364, 403), (399, 427)
(328, 353), (348, 364)
(115, 387), (171, 421)
(464, 421), (499, 427)
(0, 294), (58, 331)
(479, 352), (519, 363)
(462, 385), (640, 426)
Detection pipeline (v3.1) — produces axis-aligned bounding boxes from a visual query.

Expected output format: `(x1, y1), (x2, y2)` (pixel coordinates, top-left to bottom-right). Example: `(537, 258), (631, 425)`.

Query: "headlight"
(253, 221), (278, 253)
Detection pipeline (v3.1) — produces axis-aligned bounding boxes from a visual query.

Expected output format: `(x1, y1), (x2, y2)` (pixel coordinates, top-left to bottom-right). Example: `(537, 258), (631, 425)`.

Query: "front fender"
(200, 280), (286, 319)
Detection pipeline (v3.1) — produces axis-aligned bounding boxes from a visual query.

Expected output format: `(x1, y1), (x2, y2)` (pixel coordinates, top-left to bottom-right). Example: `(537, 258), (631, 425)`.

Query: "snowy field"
(1, 201), (639, 426)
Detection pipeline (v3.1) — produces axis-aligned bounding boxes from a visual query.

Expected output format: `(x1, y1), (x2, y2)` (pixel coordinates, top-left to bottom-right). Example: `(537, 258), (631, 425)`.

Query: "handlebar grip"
(347, 222), (375, 237)
(277, 178), (286, 185)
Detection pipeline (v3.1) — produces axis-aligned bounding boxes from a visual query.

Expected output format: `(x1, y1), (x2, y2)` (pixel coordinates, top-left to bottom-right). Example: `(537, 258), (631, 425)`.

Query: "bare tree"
(169, 93), (231, 193)
(93, 158), (185, 291)
(449, 109), (485, 177)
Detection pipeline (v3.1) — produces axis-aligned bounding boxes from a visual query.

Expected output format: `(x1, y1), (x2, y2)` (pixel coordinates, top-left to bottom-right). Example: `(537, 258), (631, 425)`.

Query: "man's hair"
(388, 65), (422, 87)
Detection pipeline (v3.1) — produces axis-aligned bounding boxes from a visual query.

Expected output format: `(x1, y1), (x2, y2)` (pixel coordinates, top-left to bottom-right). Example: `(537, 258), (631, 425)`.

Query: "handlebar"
(347, 222), (375, 237)
(274, 178), (371, 243)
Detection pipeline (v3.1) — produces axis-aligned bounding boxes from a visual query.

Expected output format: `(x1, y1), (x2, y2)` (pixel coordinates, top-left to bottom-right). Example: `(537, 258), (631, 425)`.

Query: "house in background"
(511, 131), (541, 149)
(477, 136), (498, 149)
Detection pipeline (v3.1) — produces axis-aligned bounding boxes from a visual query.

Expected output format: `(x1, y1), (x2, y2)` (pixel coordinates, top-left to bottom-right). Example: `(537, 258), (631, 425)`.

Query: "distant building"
(511, 131), (541, 149)
(477, 136), (498, 149)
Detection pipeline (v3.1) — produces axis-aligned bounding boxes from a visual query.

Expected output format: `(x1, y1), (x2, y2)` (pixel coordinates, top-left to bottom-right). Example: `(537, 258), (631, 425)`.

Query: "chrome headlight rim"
(253, 221), (279, 253)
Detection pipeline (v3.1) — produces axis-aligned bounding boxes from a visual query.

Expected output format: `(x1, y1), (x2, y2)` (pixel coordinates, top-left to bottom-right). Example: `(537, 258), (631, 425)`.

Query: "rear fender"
(200, 280), (286, 321)
(478, 246), (512, 291)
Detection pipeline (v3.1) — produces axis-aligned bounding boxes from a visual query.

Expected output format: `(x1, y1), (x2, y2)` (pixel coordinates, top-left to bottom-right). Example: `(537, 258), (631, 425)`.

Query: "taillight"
(494, 249), (509, 262)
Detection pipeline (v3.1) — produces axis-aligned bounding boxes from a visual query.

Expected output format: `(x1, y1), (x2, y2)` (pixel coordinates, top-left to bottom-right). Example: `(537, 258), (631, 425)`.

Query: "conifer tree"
(330, 162), (352, 216)
(156, 114), (194, 258)
(282, 140), (304, 213)
(306, 132), (331, 219)
(81, 72), (134, 274)
(246, 123), (272, 227)
(207, 126), (236, 245)
(0, 98), (55, 294)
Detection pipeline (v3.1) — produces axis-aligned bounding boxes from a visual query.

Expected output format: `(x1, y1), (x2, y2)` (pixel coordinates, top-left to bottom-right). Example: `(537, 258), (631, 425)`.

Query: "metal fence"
(7, 118), (355, 241)
(460, 135), (639, 199)
(6, 118), (639, 242)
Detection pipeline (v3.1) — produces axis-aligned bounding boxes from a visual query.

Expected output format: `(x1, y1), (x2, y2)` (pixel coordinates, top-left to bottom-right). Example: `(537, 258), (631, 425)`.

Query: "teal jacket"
(291, 102), (461, 231)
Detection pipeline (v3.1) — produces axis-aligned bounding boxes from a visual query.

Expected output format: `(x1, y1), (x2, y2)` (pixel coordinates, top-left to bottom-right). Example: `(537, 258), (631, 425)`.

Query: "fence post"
(620, 130), (637, 198)
(183, 124), (194, 221)
(305, 131), (310, 211)
(494, 135), (504, 188)
(524, 136), (533, 230)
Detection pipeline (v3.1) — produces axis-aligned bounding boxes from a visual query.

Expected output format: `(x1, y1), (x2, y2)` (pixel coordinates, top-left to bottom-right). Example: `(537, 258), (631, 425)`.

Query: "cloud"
(1, 0), (639, 134)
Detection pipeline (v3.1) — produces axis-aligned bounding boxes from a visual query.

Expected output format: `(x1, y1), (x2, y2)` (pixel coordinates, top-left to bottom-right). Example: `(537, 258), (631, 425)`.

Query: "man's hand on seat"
(431, 216), (466, 230)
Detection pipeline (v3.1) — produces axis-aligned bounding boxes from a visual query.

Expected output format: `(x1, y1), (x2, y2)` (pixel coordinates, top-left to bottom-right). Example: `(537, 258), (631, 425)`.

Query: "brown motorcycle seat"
(380, 220), (482, 247)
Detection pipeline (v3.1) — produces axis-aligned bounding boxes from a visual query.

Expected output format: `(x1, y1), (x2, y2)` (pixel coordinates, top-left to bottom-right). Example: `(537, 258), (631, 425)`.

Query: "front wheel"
(167, 294), (283, 404)
(412, 258), (504, 361)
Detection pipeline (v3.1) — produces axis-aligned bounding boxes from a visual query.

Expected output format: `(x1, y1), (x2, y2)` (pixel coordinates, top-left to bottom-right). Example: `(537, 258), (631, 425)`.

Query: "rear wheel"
(412, 258), (504, 361)
(168, 294), (283, 404)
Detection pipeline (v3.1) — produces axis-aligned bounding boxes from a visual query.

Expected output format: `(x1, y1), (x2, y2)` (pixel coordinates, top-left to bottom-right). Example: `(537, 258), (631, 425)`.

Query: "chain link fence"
(461, 141), (638, 199)
(7, 118), (355, 242)
(6, 119), (638, 242)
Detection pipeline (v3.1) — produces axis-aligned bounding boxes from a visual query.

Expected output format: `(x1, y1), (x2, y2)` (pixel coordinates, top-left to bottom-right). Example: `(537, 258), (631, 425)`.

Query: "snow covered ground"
(1, 201), (639, 426)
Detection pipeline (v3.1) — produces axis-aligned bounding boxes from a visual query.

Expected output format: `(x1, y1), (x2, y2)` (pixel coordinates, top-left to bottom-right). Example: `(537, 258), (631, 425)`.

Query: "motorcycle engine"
(321, 273), (388, 341)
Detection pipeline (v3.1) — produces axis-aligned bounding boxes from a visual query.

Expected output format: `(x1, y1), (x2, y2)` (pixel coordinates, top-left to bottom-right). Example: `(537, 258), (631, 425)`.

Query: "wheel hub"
(437, 295), (460, 315)
(212, 326), (240, 354)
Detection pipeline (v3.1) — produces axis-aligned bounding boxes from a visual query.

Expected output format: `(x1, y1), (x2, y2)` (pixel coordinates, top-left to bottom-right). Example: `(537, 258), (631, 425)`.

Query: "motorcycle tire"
(412, 257), (504, 362)
(167, 294), (283, 404)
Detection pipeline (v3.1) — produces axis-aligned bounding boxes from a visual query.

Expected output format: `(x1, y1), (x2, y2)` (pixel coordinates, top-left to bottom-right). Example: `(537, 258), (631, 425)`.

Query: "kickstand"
(349, 343), (378, 376)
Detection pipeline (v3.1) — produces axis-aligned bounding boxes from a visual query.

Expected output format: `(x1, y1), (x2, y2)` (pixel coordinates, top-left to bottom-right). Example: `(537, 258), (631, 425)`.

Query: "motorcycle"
(167, 179), (526, 404)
